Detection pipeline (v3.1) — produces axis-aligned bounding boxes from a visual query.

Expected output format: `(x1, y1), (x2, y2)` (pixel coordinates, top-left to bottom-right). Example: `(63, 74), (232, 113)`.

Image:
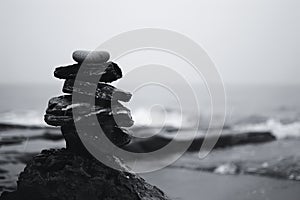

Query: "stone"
(46, 95), (72, 115)
(44, 114), (73, 126)
(46, 95), (127, 116)
(61, 125), (132, 151)
(72, 50), (110, 63)
(54, 62), (122, 83)
(44, 96), (134, 127)
(44, 108), (134, 127)
(100, 125), (132, 147)
(63, 79), (132, 102)
(0, 149), (169, 200)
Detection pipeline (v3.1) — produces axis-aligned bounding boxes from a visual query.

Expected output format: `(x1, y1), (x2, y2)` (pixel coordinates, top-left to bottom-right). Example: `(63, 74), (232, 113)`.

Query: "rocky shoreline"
(1, 127), (300, 198)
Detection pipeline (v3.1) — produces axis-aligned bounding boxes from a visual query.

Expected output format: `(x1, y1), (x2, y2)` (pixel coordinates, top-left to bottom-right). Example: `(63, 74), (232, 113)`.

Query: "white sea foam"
(0, 110), (46, 127)
(233, 118), (300, 139)
(214, 163), (239, 175)
(131, 107), (198, 129)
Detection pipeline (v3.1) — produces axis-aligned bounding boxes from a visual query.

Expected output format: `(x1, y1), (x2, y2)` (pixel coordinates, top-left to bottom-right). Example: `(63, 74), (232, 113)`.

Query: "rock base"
(0, 149), (169, 200)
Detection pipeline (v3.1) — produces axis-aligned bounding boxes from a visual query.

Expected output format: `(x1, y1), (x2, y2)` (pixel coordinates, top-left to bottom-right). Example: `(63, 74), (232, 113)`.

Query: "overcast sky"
(0, 0), (299, 85)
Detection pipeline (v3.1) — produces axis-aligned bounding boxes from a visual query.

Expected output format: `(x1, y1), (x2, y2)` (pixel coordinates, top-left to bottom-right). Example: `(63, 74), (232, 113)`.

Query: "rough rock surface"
(0, 149), (169, 200)
(60, 125), (132, 153)
(63, 79), (132, 102)
(45, 95), (134, 127)
(54, 62), (122, 82)
(46, 95), (126, 116)
(44, 109), (134, 127)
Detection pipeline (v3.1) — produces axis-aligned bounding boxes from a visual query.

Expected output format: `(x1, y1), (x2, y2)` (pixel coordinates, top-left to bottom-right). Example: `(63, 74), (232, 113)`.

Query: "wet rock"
(54, 62), (122, 83)
(45, 95), (134, 128)
(44, 108), (134, 127)
(46, 95), (131, 118)
(72, 50), (110, 63)
(46, 95), (73, 115)
(44, 114), (73, 126)
(125, 130), (276, 153)
(63, 79), (132, 102)
(0, 149), (169, 200)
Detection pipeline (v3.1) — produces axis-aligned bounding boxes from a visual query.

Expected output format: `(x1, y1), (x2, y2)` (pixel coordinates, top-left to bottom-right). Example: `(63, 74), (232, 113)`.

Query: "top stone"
(72, 50), (110, 64)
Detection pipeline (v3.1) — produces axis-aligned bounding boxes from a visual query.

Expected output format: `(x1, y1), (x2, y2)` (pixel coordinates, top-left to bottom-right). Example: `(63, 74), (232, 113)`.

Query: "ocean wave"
(1, 108), (300, 140)
(131, 107), (198, 129)
(0, 110), (47, 128)
(0, 108), (197, 129)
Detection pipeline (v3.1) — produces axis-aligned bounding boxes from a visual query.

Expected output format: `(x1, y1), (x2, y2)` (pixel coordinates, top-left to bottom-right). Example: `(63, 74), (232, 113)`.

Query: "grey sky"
(0, 0), (299, 85)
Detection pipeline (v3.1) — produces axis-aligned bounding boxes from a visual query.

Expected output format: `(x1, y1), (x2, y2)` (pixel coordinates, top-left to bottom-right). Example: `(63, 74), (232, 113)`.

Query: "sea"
(0, 83), (299, 138)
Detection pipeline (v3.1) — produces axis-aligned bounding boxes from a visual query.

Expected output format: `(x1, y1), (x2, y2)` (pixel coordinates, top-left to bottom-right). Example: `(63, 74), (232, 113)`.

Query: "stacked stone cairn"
(0, 50), (169, 200)
(45, 50), (134, 155)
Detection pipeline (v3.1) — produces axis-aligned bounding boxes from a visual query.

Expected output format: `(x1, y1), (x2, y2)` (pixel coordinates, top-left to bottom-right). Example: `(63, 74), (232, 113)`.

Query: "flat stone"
(45, 95), (133, 127)
(44, 105), (134, 127)
(46, 95), (116, 116)
(63, 79), (132, 102)
(72, 50), (110, 63)
(44, 114), (73, 126)
(54, 62), (122, 83)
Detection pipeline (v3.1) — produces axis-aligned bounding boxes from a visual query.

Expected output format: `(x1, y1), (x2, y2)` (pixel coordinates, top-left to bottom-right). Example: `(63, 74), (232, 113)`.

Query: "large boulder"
(0, 149), (169, 200)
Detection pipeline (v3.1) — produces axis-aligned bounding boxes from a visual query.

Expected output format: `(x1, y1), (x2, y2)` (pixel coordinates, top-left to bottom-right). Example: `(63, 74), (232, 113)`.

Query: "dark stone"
(44, 114), (73, 126)
(46, 95), (73, 115)
(44, 95), (134, 127)
(45, 95), (114, 116)
(46, 95), (130, 117)
(54, 62), (122, 83)
(0, 149), (169, 200)
(44, 109), (134, 127)
(60, 125), (89, 155)
(63, 79), (132, 102)
(61, 125), (132, 153)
